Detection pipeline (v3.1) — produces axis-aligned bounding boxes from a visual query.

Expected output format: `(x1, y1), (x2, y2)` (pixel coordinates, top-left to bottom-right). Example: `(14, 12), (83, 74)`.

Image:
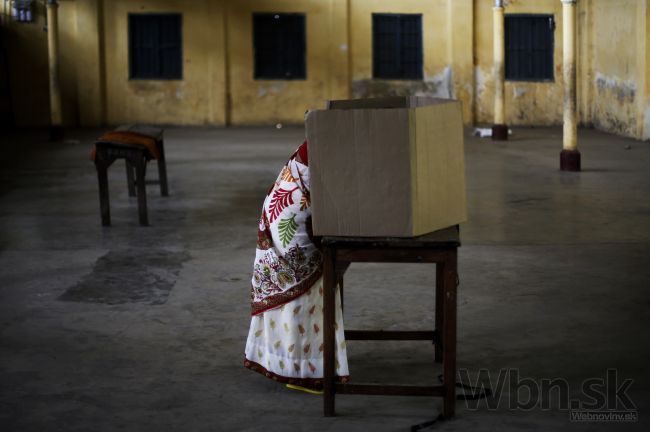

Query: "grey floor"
(0, 126), (648, 431)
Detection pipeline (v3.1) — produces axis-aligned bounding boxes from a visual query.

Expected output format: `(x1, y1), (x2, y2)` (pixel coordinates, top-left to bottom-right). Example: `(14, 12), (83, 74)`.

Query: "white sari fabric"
(244, 142), (349, 388)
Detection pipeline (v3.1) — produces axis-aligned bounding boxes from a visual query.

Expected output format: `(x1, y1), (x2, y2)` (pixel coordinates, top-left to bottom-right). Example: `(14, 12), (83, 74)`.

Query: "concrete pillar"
(326, 0), (350, 101)
(46, 0), (63, 140)
(492, 0), (507, 140)
(76, 0), (106, 127)
(223, 4), (231, 126)
(448, 0), (475, 124)
(636, 0), (649, 140)
(560, 0), (580, 171)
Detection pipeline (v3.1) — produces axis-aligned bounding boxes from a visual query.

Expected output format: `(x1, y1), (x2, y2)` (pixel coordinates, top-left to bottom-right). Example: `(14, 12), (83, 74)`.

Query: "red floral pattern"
(250, 141), (321, 315)
(246, 142), (349, 386)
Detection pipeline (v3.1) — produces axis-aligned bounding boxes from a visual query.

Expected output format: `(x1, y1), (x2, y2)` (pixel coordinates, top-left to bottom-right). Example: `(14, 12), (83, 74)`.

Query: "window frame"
(504, 13), (555, 83)
(372, 13), (424, 81)
(128, 12), (184, 81)
(252, 12), (307, 81)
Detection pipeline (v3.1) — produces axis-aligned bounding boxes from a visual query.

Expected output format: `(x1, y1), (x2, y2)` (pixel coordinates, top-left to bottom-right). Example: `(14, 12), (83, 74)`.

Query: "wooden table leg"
(133, 153), (149, 226)
(335, 262), (350, 312)
(323, 246), (337, 417)
(157, 140), (169, 197)
(95, 155), (111, 227)
(442, 250), (457, 418)
(125, 160), (136, 197)
(435, 262), (444, 363)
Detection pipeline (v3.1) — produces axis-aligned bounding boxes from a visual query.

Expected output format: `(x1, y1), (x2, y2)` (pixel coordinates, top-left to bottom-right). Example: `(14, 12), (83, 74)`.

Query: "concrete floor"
(0, 126), (648, 431)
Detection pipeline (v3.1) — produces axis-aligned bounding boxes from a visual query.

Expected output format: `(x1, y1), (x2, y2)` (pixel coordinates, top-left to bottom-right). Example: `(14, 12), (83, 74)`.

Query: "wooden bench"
(93, 125), (168, 226)
(321, 226), (460, 418)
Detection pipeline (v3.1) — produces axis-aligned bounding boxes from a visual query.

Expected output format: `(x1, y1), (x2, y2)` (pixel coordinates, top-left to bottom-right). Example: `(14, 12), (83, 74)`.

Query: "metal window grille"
(129, 13), (183, 80)
(372, 14), (423, 80)
(505, 14), (555, 81)
(12, 0), (33, 23)
(253, 13), (306, 80)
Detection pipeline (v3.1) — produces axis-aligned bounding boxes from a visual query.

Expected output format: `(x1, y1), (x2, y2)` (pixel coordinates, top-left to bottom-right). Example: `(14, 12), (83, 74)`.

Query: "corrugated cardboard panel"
(408, 109), (419, 234)
(327, 96), (451, 110)
(411, 102), (467, 235)
(306, 110), (357, 235)
(327, 97), (411, 110)
(306, 108), (413, 236)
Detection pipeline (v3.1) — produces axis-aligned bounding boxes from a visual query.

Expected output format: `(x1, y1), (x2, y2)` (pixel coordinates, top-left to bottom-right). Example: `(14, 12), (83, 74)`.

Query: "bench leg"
(133, 155), (149, 226)
(96, 160), (111, 226)
(323, 247), (337, 417)
(125, 160), (136, 197)
(157, 140), (169, 196)
(442, 251), (457, 419)
(435, 262), (444, 363)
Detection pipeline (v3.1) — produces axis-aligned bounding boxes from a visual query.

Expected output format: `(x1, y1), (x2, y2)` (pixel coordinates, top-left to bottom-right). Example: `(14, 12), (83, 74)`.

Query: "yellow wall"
(59, 1), (79, 126)
(1, 2), (51, 127)
(1, 0), (649, 140)
(646, 0), (650, 140)
(349, 0), (448, 90)
(226, 0), (348, 124)
(103, 0), (226, 125)
(0, 10), (15, 124)
(349, 0), (475, 123)
(475, 0), (565, 126)
(0, 0), (77, 127)
(75, 0), (105, 126)
(586, 0), (643, 138)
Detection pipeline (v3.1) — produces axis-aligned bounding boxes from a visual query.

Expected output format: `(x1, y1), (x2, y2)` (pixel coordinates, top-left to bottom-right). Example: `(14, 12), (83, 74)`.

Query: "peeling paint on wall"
(474, 63), (563, 126)
(513, 86), (527, 99)
(592, 72), (637, 137)
(474, 67), (488, 98)
(594, 72), (636, 103)
(428, 67), (454, 99)
(474, 66), (490, 122)
(352, 66), (454, 99)
(257, 83), (288, 98)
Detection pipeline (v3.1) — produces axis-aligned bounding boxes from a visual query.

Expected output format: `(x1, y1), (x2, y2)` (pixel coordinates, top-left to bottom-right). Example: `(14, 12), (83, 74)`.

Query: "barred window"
(505, 15), (555, 81)
(372, 14), (423, 80)
(253, 13), (306, 80)
(129, 14), (183, 80)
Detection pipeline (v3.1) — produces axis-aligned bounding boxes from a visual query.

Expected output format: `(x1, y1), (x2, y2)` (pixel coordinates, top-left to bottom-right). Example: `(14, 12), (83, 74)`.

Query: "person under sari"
(244, 141), (349, 390)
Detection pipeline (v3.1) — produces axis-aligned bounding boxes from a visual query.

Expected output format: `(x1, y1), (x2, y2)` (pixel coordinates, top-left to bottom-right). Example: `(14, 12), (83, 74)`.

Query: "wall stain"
(352, 67), (453, 99)
(592, 72), (637, 136)
(595, 73), (635, 103)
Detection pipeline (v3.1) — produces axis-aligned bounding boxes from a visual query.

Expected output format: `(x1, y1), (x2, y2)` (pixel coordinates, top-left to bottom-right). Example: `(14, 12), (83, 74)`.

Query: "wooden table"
(321, 226), (460, 418)
(94, 125), (168, 226)
(116, 125), (169, 198)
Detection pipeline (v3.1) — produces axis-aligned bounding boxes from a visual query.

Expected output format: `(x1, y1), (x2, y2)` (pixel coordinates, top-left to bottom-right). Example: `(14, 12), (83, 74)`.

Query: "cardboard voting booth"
(306, 96), (466, 237)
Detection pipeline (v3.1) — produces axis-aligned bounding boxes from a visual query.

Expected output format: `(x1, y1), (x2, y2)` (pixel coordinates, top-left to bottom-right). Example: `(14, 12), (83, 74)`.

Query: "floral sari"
(244, 141), (349, 388)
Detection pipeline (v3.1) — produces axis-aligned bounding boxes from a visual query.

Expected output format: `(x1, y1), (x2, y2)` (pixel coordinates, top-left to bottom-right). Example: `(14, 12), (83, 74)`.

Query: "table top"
(116, 124), (164, 140)
(321, 226), (460, 248)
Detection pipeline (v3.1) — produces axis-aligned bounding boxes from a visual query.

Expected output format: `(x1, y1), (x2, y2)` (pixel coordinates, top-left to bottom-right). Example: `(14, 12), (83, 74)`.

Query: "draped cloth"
(90, 131), (161, 161)
(244, 141), (349, 388)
